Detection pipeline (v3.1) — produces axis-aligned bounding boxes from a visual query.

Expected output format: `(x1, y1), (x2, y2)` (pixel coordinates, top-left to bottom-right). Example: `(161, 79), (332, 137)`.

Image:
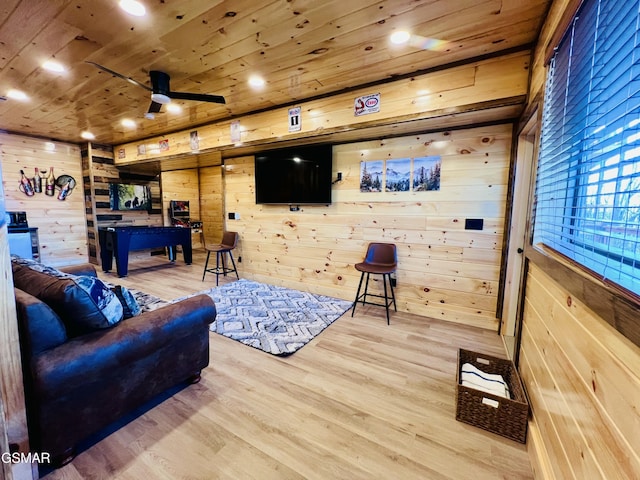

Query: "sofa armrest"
(31, 294), (216, 399)
(58, 263), (97, 277)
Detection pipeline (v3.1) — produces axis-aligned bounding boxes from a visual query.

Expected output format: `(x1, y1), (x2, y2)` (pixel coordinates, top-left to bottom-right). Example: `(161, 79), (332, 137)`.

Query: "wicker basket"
(455, 349), (529, 443)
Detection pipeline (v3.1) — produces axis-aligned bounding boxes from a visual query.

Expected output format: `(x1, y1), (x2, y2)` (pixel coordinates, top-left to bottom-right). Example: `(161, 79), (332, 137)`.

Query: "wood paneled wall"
(198, 166), (224, 244)
(0, 132), (87, 267)
(224, 124), (511, 330)
(520, 265), (640, 479)
(82, 143), (163, 264)
(160, 169), (203, 248)
(157, 166), (225, 247)
(520, 0), (640, 477)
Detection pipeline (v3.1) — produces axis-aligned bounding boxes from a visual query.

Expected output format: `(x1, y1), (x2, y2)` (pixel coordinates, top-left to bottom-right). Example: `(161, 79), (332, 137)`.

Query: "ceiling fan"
(86, 61), (226, 115)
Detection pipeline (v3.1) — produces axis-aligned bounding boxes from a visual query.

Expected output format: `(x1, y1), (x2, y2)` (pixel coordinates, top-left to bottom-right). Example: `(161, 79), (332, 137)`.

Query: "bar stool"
(202, 231), (239, 285)
(351, 242), (397, 324)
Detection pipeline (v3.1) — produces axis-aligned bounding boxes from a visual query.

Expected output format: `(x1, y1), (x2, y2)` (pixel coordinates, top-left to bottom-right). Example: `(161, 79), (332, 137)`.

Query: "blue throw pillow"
(110, 285), (141, 319)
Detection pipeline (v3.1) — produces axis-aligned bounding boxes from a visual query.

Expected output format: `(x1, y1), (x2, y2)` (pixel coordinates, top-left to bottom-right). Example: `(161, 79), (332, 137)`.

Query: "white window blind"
(534, 0), (640, 296)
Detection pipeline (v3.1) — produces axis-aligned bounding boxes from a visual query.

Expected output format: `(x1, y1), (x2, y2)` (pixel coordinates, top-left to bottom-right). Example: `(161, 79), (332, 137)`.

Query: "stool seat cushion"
(354, 261), (396, 274)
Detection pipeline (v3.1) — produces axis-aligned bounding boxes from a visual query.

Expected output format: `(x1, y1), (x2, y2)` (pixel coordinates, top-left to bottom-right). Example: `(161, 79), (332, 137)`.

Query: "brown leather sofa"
(12, 261), (216, 466)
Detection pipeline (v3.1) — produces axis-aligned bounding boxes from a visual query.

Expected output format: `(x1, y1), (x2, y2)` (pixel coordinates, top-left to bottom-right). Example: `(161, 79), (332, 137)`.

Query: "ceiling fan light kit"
(151, 93), (171, 105)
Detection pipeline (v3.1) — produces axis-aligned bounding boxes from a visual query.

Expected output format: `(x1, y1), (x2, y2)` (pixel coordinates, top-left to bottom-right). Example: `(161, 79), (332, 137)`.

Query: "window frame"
(525, 0), (640, 348)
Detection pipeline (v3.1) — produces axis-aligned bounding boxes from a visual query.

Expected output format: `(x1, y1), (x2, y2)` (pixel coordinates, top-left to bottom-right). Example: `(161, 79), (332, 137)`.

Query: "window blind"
(534, 0), (640, 296)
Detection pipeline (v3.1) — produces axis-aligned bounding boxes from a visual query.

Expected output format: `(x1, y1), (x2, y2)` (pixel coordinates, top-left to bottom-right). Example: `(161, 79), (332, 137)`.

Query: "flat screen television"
(254, 144), (333, 205)
(109, 183), (152, 211)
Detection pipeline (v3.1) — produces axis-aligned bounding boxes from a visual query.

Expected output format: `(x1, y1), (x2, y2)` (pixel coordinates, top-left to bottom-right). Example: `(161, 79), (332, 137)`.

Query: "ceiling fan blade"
(86, 61), (152, 91)
(147, 101), (163, 113)
(169, 91), (226, 104)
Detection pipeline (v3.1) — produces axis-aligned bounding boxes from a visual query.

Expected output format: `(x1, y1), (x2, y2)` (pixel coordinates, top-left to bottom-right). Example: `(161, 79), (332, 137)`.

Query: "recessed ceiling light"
(119, 0), (146, 17)
(390, 31), (411, 45)
(166, 103), (182, 114)
(81, 131), (95, 140)
(7, 89), (28, 101)
(121, 118), (136, 128)
(42, 60), (65, 73)
(248, 75), (265, 88)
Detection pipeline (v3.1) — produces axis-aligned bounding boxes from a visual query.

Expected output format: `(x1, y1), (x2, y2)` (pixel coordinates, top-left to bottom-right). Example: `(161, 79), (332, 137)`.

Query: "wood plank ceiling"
(0, 0), (550, 146)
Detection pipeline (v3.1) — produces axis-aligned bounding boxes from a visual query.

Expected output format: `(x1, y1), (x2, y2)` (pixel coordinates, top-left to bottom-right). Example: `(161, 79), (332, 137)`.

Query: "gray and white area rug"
(129, 279), (352, 355)
(203, 279), (353, 356)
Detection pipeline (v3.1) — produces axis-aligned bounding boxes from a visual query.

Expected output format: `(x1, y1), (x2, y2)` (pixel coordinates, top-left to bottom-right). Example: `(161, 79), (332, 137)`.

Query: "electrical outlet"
(238, 256), (242, 263)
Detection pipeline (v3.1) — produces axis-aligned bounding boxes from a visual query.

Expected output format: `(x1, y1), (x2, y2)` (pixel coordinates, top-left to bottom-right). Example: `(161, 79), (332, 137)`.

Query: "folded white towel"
(461, 362), (510, 399)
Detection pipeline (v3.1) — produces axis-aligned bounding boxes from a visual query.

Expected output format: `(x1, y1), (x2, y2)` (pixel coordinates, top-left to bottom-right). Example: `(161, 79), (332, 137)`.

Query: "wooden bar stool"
(351, 242), (397, 324)
(202, 231), (239, 285)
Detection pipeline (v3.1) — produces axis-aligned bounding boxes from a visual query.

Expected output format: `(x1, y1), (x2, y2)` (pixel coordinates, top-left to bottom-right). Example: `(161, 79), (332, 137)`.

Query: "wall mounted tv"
(109, 183), (152, 211)
(254, 144), (333, 205)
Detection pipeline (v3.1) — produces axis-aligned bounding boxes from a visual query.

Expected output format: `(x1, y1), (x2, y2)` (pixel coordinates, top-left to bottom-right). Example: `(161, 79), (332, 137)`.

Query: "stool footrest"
(351, 270), (397, 325)
(204, 266), (237, 275)
(355, 292), (395, 309)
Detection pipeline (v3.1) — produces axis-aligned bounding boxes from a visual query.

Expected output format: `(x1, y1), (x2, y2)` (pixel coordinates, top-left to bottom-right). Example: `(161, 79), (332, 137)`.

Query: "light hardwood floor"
(42, 250), (533, 480)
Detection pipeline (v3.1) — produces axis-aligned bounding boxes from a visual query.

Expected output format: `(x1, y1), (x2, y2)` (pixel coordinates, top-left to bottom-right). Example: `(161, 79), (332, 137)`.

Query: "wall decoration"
(159, 139), (170, 152)
(288, 106), (302, 132)
(18, 169), (35, 196)
(33, 168), (43, 193)
(354, 93), (380, 116)
(55, 175), (76, 201)
(359, 161), (383, 192)
(230, 120), (241, 143)
(117, 148), (126, 159)
(44, 167), (56, 196)
(18, 167), (78, 201)
(385, 158), (411, 192)
(190, 130), (200, 151)
(109, 183), (152, 211)
(413, 156), (441, 191)
(137, 144), (146, 155)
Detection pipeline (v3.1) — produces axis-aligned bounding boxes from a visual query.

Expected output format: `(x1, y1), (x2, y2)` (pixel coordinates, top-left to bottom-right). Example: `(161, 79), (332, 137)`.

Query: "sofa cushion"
(14, 288), (67, 355)
(12, 263), (124, 337)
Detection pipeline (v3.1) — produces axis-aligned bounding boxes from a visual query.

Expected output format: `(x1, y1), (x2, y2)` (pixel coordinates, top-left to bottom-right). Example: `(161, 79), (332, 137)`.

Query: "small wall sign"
(190, 130), (200, 151)
(354, 93), (380, 116)
(288, 106), (302, 132)
(117, 148), (126, 159)
(230, 120), (241, 143)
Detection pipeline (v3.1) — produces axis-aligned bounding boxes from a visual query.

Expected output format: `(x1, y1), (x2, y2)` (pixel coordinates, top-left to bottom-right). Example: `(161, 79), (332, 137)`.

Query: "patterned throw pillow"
(110, 285), (142, 319)
(12, 257), (125, 336)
